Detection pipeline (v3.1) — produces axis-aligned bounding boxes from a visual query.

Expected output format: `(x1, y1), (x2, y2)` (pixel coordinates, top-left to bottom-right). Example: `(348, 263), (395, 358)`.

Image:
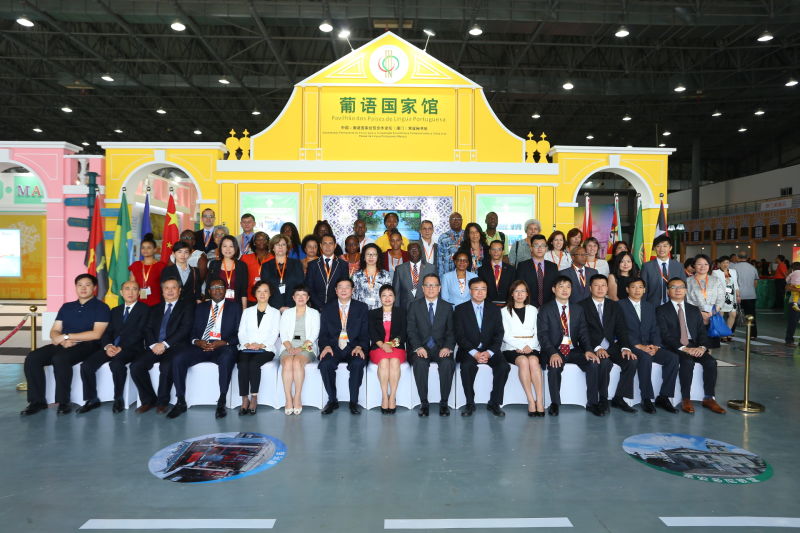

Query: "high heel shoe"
(249, 405), (257, 415)
(293, 407), (302, 415)
(238, 407), (249, 416)
(284, 407), (292, 415)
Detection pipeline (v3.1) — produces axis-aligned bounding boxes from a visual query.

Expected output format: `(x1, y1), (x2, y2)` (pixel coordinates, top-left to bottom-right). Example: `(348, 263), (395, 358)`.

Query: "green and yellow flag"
(631, 197), (646, 268)
(109, 191), (133, 305)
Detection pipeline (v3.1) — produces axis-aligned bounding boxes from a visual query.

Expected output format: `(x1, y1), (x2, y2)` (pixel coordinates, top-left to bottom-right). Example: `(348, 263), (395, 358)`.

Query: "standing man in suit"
(618, 277), (679, 414)
(641, 235), (686, 307)
(305, 234), (349, 310)
(454, 278), (509, 417)
(393, 242), (435, 309)
(578, 275), (637, 414)
(167, 279), (242, 419)
(514, 234), (559, 308)
(537, 276), (603, 416)
(407, 273), (456, 416)
(194, 208), (217, 253)
(656, 277), (726, 414)
(77, 280), (150, 414)
(560, 246), (598, 304)
(130, 277), (194, 414)
(238, 213), (256, 256)
(419, 219), (438, 272)
(478, 239), (516, 305)
(318, 278), (370, 415)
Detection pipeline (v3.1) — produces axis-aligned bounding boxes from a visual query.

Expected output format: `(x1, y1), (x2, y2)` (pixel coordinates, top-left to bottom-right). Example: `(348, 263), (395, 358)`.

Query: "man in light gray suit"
(393, 242), (435, 309)
(640, 235), (686, 307)
(406, 273), (456, 417)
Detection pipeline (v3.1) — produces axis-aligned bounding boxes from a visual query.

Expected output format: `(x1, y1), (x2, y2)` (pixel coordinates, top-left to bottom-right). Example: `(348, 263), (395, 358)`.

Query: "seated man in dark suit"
(454, 278), (509, 417)
(305, 234), (349, 310)
(393, 242), (436, 309)
(537, 275), (603, 416)
(618, 277), (679, 413)
(478, 239), (516, 305)
(559, 245), (598, 304)
(656, 277), (725, 414)
(318, 278), (370, 415)
(514, 234), (559, 308)
(168, 278), (242, 419)
(130, 277), (194, 414)
(578, 275), (637, 414)
(406, 273), (456, 416)
(77, 280), (150, 414)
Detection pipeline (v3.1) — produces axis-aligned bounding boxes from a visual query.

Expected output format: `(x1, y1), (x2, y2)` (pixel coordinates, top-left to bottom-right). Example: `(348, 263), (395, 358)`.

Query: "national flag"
(139, 191), (152, 259)
(581, 194), (592, 239)
(654, 198), (669, 238)
(85, 198), (109, 299)
(606, 194), (622, 259)
(631, 197), (646, 268)
(109, 191), (133, 305)
(160, 193), (180, 263)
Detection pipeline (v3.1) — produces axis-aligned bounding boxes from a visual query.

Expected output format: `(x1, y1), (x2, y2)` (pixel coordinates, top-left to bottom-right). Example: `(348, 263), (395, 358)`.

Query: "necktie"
(494, 264), (501, 286)
(158, 302), (173, 342)
(662, 262), (669, 304)
(115, 306), (131, 346)
(426, 302), (435, 348)
(325, 257), (331, 269)
(536, 262), (544, 307)
(202, 303), (218, 341)
(597, 302), (603, 326)
(559, 305), (570, 356)
(412, 263), (419, 288)
(578, 268), (585, 287)
(476, 305), (483, 329)
(677, 303), (689, 346)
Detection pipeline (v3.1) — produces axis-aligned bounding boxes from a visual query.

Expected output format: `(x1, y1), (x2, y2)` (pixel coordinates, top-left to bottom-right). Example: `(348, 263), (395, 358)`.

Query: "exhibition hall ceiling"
(1, 0), (798, 182)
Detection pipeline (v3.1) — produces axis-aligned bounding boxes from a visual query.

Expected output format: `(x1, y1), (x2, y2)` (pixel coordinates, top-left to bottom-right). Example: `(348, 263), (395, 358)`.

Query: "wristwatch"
(63, 334), (70, 341)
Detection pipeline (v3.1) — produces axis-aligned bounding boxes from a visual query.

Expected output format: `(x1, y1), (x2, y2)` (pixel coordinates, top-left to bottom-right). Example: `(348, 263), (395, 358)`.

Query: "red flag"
(85, 198), (109, 298)
(582, 195), (593, 239)
(161, 194), (180, 263)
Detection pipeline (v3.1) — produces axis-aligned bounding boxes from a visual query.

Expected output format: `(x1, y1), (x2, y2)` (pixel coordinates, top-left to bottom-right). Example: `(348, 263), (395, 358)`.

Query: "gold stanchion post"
(728, 315), (765, 413)
(16, 305), (37, 392)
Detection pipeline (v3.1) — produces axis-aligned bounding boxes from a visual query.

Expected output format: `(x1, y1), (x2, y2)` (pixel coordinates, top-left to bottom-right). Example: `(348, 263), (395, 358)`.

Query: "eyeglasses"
(422, 284), (440, 288)
(202, 214), (215, 219)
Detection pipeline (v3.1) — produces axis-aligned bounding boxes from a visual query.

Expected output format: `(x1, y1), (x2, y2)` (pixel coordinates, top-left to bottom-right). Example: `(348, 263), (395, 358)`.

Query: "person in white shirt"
(501, 280), (544, 416)
(419, 219), (438, 271)
(731, 251), (759, 338)
(584, 237), (610, 277)
(278, 285), (320, 415)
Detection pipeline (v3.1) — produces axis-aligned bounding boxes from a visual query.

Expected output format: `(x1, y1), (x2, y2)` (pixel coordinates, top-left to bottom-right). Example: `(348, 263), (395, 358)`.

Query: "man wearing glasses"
(194, 208), (217, 253)
(406, 273), (456, 417)
(514, 234), (560, 308)
(560, 245), (598, 304)
(655, 278), (725, 414)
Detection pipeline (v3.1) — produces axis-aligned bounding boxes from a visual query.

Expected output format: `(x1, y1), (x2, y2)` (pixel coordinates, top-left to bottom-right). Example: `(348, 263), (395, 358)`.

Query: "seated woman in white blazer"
(500, 280), (545, 417)
(278, 284), (320, 415)
(237, 281), (281, 415)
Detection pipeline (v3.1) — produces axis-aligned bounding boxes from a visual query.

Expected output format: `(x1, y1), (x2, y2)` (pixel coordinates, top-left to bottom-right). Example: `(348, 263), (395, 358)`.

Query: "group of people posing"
(20, 208), (729, 419)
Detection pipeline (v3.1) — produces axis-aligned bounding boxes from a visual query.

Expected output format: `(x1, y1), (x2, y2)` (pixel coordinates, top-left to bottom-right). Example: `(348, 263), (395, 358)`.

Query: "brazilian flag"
(109, 191), (133, 305)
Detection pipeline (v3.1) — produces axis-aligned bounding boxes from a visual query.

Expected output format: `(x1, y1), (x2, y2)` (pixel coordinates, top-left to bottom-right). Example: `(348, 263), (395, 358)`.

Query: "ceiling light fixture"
(193, 129), (202, 135)
(786, 77), (798, 87)
(156, 108), (166, 115)
(423, 28), (435, 51)
(531, 112), (541, 119)
(61, 106), (72, 113)
(614, 25), (629, 38)
(337, 29), (350, 39)
(711, 110), (722, 117)
(171, 21), (186, 32)
(218, 78), (230, 85)
(622, 114), (632, 121)
(658, 143), (666, 147)
(562, 81), (574, 90)
(251, 109), (261, 116)
(662, 130), (671, 136)
(738, 126), (747, 132)
(81, 141), (90, 146)
(586, 134), (594, 140)
(16, 17), (34, 27)
(319, 20), (333, 33)
(754, 108), (765, 116)
(32, 127), (42, 133)
(674, 83), (686, 93)
(468, 25), (483, 36)
(114, 129), (123, 133)
(101, 74), (114, 82)
(757, 30), (773, 42)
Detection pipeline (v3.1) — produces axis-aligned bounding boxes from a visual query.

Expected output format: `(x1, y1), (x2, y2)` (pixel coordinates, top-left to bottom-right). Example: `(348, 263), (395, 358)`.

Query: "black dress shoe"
(536, 411), (545, 417)
(76, 400), (101, 414)
(548, 403), (559, 416)
(388, 408), (396, 414)
(166, 401), (187, 419)
(611, 397), (637, 413)
(381, 407), (389, 415)
(439, 405), (450, 417)
(586, 403), (604, 417)
(321, 401), (339, 415)
(655, 395), (678, 413)
(418, 404), (429, 417)
(349, 402), (361, 415)
(20, 402), (47, 416)
(598, 399), (610, 414)
(57, 402), (72, 415)
(487, 403), (506, 418)
(642, 399), (656, 414)
(215, 403), (227, 419)
(461, 403), (476, 417)
(112, 399), (124, 413)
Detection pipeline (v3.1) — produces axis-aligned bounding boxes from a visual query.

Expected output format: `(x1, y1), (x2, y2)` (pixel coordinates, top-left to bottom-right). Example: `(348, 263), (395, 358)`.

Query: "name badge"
(225, 288), (236, 300)
(561, 335), (571, 346)
(139, 286), (151, 299)
(279, 283), (286, 294)
(411, 288), (417, 297)
(207, 331), (221, 340)
(339, 330), (349, 342)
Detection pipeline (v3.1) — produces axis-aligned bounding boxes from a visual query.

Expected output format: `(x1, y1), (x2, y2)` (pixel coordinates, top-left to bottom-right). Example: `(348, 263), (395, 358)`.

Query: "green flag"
(109, 191), (133, 305)
(631, 197), (645, 268)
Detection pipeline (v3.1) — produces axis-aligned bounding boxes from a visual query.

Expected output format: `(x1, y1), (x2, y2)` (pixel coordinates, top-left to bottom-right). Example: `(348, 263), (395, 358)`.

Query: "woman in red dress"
(128, 234), (166, 306)
(368, 285), (407, 414)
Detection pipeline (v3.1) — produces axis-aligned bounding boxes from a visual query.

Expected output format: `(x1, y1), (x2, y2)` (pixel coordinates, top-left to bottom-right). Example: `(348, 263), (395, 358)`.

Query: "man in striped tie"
(168, 279), (242, 419)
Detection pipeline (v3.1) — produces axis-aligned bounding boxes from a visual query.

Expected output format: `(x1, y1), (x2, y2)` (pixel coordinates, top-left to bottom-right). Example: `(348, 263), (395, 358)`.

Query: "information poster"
(240, 192), (299, 235)
(357, 209), (421, 241)
(0, 229), (21, 276)
(0, 214), (45, 298)
(476, 195), (535, 250)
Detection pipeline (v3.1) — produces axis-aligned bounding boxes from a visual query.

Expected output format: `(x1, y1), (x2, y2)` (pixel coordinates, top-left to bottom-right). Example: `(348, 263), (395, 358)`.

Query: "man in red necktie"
(478, 240), (516, 305)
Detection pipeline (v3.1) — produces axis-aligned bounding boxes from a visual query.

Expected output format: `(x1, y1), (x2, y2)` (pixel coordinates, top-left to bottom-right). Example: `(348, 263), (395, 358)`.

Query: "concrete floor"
(0, 310), (798, 533)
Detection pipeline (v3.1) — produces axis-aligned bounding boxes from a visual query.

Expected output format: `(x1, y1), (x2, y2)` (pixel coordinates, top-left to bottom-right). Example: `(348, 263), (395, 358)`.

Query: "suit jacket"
(406, 297), (456, 352)
(453, 300), (504, 359)
(618, 298), (662, 346)
(578, 297), (630, 354)
(278, 306), (320, 354)
(304, 256), (349, 310)
(478, 261), (517, 304)
(392, 261), (436, 309)
(260, 257), (304, 309)
(318, 299), (370, 354)
(641, 259), (686, 307)
(559, 265), (599, 304)
(100, 302), (150, 351)
(194, 228), (217, 253)
(420, 241), (438, 272)
(190, 299), (241, 346)
(536, 300), (591, 356)
(368, 307), (407, 351)
(237, 304), (280, 351)
(514, 259), (559, 308)
(206, 259), (249, 302)
(160, 264), (201, 303)
(143, 299), (194, 350)
(500, 304), (540, 352)
(656, 300), (709, 353)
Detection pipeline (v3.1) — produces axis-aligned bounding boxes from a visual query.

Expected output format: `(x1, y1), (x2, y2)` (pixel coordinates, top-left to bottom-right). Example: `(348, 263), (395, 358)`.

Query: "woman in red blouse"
(128, 234), (166, 306)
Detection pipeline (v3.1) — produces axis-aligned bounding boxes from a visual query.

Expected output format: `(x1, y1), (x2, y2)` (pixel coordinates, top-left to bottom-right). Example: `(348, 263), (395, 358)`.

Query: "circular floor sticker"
(623, 433), (771, 484)
(149, 432), (286, 484)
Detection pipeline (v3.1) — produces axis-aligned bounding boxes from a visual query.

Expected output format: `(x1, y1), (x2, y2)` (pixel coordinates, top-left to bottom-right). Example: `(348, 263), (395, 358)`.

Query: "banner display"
(477, 194), (535, 249)
(240, 192), (300, 236)
(0, 213), (45, 298)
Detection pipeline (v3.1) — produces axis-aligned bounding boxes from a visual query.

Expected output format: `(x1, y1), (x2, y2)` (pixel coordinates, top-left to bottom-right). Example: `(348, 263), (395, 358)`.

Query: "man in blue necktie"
(194, 208), (217, 253)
